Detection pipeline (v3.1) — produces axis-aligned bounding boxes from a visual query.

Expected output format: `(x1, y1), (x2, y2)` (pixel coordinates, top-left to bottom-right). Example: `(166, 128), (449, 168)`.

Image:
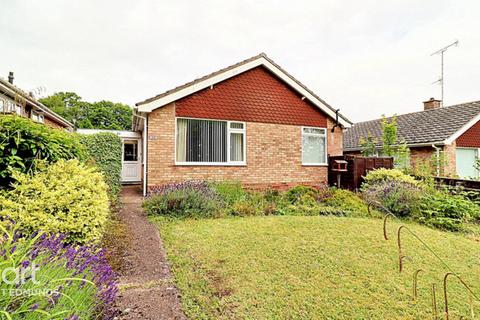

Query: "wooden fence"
(328, 155), (394, 190)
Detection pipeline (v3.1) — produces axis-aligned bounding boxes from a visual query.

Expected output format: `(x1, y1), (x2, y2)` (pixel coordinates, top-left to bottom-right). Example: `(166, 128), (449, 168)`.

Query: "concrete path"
(114, 186), (186, 320)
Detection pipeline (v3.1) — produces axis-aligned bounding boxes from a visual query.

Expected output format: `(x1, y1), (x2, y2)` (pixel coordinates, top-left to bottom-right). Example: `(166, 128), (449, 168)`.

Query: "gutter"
(432, 144), (441, 177)
(344, 140), (447, 152)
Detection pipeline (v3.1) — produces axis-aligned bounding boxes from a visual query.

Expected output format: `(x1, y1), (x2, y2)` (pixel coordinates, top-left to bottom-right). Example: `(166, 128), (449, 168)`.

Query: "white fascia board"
(444, 112), (480, 144)
(137, 57), (351, 127)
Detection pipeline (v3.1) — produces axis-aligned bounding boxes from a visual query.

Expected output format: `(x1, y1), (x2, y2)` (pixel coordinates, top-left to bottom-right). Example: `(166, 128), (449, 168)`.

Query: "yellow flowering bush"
(0, 159), (109, 244)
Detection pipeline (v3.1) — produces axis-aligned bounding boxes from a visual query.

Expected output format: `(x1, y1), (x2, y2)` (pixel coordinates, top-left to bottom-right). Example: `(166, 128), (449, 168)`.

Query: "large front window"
(176, 118), (246, 164)
(302, 127), (327, 165)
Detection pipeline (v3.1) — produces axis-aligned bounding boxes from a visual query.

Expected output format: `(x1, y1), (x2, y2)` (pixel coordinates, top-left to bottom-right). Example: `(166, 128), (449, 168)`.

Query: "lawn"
(154, 216), (480, 320)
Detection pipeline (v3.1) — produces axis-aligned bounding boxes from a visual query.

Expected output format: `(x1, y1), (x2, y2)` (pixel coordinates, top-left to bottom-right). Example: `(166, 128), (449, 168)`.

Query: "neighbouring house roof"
(344, 100), (480, 151)
(0, 77), (74, 129)
(135, 53), (352, 127)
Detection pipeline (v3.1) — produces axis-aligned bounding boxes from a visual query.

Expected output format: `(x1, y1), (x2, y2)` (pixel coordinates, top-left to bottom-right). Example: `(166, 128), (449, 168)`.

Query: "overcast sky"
(1, 0), (479, 122)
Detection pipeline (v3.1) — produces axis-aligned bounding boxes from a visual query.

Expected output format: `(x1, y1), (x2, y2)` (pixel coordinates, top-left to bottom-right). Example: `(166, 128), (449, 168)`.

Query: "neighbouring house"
(0, 72), (73, 130)
(131, 53), (352, 194)
(344, 98), (480, 179)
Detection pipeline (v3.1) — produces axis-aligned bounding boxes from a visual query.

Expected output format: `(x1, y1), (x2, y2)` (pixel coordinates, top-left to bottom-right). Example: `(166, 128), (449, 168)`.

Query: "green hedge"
(0, 115), (85, 187)
(79, 132), (122, 201)
(0, 159), (110, 244)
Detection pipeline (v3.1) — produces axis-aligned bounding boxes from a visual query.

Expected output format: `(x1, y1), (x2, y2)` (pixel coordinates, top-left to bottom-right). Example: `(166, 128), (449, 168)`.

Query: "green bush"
(417, 190), (480, 231)
(362, 168), (417, 189)
(284, 185), (319, 204)
(212, 181), (246, 205)
(0, 115), (85, 187)
(0, 159), (110, 244)
(80, 132), (122, 201)
(230, 200), (257, 217)
(322, 188), (375, 217)
(143, 181), (224, 218)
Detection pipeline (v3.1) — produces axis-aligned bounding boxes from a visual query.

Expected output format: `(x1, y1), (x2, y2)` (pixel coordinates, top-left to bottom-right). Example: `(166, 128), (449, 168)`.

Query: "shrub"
(362, 168), (417, 189)
(144, 181), (224, 218)
(212, 181), (246, 205)
(230, 200), (257, 217)
(0, 115), (85, 187)
(0, 159), (110, 244)
(362, 180), (422, 217)
(417, 191), (480, 231)
(284, 185), (319, 204)
(0, 225), (117, 319)
(322, 188), (374, 217)
(80, 133), (122, 201)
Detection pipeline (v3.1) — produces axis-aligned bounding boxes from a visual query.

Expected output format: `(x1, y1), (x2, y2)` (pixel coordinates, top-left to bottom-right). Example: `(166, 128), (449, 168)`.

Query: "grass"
(153, 215), (480, 319)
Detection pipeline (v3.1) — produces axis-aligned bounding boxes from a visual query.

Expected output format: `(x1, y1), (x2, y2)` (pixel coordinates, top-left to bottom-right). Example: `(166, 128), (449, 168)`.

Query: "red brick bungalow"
(0, 73), (73, 130)
(133, 53), (352, 194)
(344, 99), (480, 178)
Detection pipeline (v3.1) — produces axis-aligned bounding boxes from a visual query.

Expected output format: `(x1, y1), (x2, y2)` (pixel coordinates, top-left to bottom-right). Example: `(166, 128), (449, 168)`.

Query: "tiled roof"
(344, 101), (480, 150)
(136, 53), (352, 125)
(176, 66), (328, 127)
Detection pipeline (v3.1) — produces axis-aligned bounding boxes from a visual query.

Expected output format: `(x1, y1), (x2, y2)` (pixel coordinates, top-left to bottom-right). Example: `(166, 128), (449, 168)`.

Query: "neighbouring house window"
(302, 127), (327, 165)
(31, 110), (44, 123)
(176, 118), (246, 164)
(456, 148), (479, 178)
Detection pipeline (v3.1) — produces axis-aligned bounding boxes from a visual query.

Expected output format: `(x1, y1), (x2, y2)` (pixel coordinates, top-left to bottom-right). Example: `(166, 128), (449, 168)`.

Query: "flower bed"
(0, 224), (118, 319)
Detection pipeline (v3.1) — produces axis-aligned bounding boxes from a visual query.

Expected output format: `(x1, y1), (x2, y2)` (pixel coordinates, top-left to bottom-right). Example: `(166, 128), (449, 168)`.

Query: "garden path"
(114, 185), (186, 319)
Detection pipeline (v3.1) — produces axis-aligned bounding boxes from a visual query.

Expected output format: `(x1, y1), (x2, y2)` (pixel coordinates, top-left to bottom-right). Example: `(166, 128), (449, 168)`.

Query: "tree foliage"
(381, 115), (397, 157)
(360, 134), (377, 157)
(40, 92), (132, 130)
(0, 115), (85, 187)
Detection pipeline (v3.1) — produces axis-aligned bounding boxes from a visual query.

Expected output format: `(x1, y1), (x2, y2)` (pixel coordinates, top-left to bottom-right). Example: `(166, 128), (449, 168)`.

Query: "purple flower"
(21, 260), (30, 268)
(30, 303), (39, 311)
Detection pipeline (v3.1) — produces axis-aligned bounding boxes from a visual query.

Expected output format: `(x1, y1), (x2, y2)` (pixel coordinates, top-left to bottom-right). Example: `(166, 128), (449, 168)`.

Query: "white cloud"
(1, 0), (478, 122)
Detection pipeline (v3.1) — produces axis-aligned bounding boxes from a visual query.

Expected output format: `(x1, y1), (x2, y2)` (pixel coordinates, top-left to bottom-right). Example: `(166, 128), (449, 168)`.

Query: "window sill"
(175, 162), (247, 167)
(302, 163), (328, 167)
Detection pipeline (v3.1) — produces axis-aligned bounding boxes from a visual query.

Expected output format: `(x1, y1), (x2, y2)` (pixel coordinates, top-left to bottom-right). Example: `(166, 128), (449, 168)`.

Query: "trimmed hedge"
(0, 159), (110, 244)
(0, 115), (85, 187)
(80, 133), (122, 201)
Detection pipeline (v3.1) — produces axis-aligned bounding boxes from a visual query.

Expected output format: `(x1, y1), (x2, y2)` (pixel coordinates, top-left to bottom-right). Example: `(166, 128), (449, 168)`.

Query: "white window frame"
(31, 110), (44, 123)
(301, 126), (328, 166)
(175, 117), (246, 166)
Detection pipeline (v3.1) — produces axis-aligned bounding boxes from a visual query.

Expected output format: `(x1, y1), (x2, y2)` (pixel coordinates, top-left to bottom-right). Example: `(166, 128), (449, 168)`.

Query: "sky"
(1, 0), (479, 123)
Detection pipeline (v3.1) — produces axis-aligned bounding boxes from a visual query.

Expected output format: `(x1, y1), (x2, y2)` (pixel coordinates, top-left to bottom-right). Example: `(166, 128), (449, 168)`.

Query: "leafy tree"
(381, 115), (397, 157)
(360, 134), (377, 157)
(40, 93), (132, 130)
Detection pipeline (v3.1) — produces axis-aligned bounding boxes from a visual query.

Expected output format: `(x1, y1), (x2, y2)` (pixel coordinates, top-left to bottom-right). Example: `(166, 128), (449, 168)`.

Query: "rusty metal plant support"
(432, 283), (438, 320)
(443, 272), (477, 320)
(412, 269), (423, 300)
(383, 213), (395, 240)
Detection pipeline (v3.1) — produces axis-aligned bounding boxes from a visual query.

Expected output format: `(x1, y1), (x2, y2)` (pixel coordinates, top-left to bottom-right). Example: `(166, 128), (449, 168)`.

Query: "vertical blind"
(176, 118), (245, 163)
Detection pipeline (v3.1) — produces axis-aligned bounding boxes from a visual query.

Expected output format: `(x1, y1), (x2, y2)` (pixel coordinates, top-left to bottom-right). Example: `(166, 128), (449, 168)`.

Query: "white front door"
(122, 139), (141, 182)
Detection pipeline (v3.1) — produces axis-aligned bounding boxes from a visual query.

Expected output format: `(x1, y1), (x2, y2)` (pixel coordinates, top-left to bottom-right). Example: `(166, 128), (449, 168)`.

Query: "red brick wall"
(146, 103), (343, 189)
(456, 120), (480, 147)
(44, 117), (66, 130)
(175, 66), (328, 127)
